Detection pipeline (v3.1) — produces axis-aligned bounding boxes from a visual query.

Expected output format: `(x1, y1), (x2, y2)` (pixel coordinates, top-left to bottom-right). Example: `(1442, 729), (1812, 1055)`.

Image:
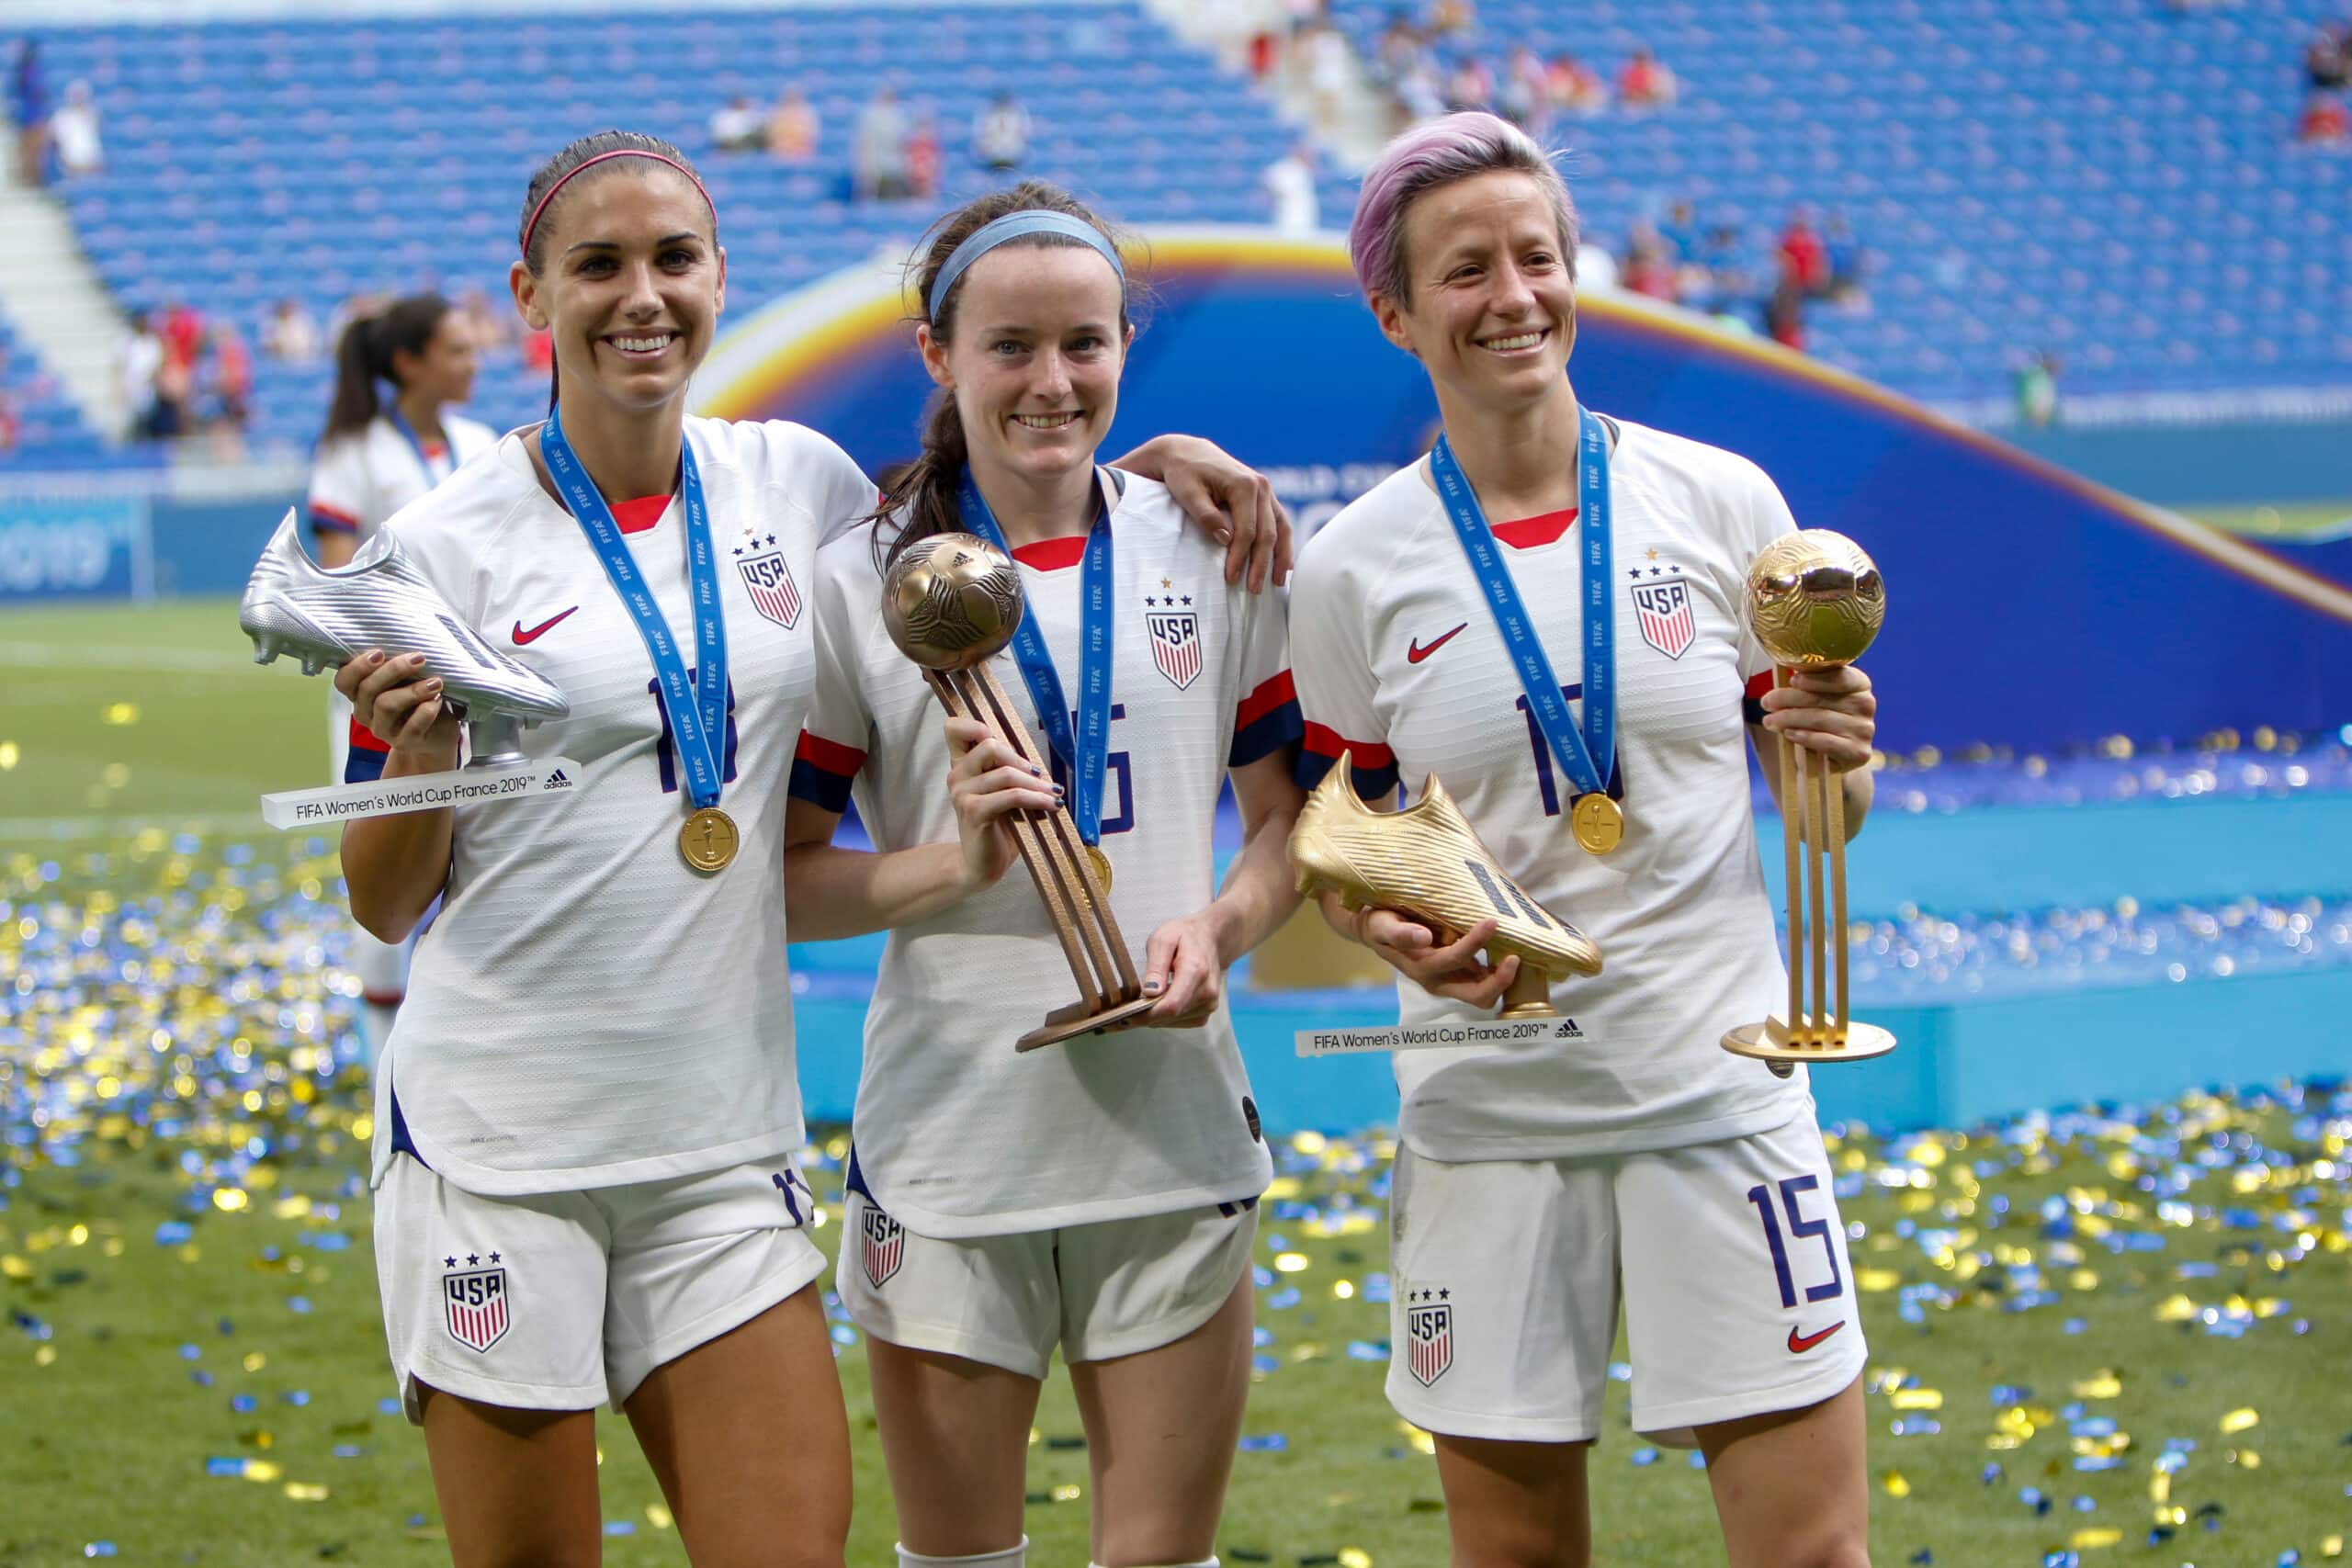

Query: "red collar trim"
(1492, 507), (1577, 549)
(1011, 536), (1090, 571)
(611, 495), (671, 535)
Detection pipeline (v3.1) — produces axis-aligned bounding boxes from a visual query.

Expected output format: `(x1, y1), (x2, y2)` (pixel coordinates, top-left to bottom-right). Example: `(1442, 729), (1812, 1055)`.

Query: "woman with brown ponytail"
(784, 182), (1306, 1568)
(309, 293), (490, 1060)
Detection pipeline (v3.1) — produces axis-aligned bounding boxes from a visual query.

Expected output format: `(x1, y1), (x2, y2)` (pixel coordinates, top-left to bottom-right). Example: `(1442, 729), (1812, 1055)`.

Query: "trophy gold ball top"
(880, 531), (1026, 671)
(1746, 529), (1885, 668)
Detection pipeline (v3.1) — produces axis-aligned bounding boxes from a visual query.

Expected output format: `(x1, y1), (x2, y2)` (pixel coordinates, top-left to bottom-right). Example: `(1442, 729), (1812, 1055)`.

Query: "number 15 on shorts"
(1746, 1174), (1843, 1309)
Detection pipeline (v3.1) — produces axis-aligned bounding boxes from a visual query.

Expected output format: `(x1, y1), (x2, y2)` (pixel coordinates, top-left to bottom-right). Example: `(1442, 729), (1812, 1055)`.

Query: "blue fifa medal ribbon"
(956, 469), (1114, 851)
(1430, 404), (1623, 853)
(387, 407), (449, 488)
(540, 405), (736, 867)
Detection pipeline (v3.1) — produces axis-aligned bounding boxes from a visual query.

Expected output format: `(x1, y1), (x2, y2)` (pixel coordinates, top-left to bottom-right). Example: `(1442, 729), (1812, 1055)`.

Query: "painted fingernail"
(1030, 766), (1043, 776)
(1144, 979), (1162, 993)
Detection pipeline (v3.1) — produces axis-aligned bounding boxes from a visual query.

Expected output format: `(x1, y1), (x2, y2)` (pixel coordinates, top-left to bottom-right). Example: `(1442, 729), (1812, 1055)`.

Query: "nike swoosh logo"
(1408, 623), (1469, 664)
(512, 607), (580, 645)
(1787, 1319), (1846, 1354)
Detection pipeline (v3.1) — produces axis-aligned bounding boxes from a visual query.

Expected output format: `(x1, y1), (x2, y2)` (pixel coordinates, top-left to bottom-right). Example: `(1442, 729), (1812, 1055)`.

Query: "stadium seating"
(1320, 0), (2350, 402)
(0, 310), (115, 469)
(10, 0), (2349, 463)
(23, 6), (1297, 455)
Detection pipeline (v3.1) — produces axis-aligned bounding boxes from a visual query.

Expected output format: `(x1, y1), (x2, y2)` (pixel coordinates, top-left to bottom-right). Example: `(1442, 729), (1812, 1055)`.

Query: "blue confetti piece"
(1252, 1326), (1274, 1348)
(1263, 1233), (1289, 1251)
(332, 1445), (364, 1459)
(205, 1457), (243, 1477)
(2071, 1416), (2117, 1438)
(1345, 1340), (1387, 1361)
(828, 1325), (857, 1347)
(1363, 1274), (1392, 1303)
(407, 1515), (427, 1529)
(1238, 1434), (1288, 1452)
(2071, 1495), (2098, 1513)
(231, 1395), (257, 1413)
(1251, 1265), (1274, 1288)
(2073, 1455), (2126, 1472)
(190, 1371), (213, 1387)
(153, 1221), (191, 1246)
(288, 1297), (311, 1314)
(83, 1543), (118, 1558)
(1980, 1462), (2005, 1484)
(2064, 1317), (2087, 1335)
(603, 1521), (636, 1537)
(178, 1343), (201, 1360)
(1251, 1354), (1279, 1374)
(379, 1398), (401, 1416)
(1687, 1451), (1708, 1470)
(1265, 1287), (1301, 1310)
(1891, 1416), (1941, 1437)
(1631, 1448), (1658, 1467)
(282, 1390), (311, 1406)
(1608, 1361), (1633, 1382)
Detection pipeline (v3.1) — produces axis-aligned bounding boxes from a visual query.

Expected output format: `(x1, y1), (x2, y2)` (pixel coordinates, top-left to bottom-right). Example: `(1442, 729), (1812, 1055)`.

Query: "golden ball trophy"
(880, 531), (1159, 1052)
(1722, 529), (1896, 1076)
(1290, 753), (1603, 1019)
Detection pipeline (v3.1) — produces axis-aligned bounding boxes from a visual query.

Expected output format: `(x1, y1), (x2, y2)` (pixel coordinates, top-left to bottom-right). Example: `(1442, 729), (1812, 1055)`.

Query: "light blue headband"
(928, 210), (1125, 320)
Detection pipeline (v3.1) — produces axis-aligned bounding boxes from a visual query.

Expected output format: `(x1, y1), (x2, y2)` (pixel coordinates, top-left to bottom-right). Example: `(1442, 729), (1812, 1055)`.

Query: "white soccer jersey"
(792, 475), (1295, 1239)
(368, 415), (875, 1196)
(1289, 415), (1809, 1162)
(308, 412), (498, 543)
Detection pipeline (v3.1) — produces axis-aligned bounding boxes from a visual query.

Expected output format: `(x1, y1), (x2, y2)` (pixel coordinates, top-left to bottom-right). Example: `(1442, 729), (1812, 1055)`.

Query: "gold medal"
(1571, 793), (1624, 856)
(1083, 843), (1114, 895)
(680, 806), (740, 873)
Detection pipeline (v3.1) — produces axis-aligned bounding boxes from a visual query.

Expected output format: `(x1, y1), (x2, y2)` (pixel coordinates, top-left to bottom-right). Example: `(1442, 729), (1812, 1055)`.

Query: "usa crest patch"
(860, 1204), (905, 1288)
(1630, 572), (1695, 660)
(735, 533), (802, 629)
(1147, 609), (1202, 690)
(1406, 1289), (1453, 1386)
(442, 1262), (510, 1353)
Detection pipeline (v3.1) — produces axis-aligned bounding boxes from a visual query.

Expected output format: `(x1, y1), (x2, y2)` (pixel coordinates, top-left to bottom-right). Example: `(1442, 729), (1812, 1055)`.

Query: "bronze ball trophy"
(880, 531), (1159, 1052)
(1722, 529), (1898, 1076)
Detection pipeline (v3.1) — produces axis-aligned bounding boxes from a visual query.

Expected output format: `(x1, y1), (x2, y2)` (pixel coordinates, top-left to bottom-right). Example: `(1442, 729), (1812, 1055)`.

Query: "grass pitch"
(3, 592), (2348, 1567)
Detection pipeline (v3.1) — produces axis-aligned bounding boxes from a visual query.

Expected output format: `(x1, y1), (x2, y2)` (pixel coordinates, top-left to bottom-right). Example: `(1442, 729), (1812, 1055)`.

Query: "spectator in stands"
(265, 298), (321, 364)
(49, 79), (100, 177)
(0, 385), (17, 455)
(1546, 50), (1606, 116)
(767, 85), (819, 163)
(1264, 138), (1320, 234)
(1298, 18), (1353, 124)
(118, 310), (163, 439)
(1618, 46), (1678, 109)
(1498, 45), (1551, 135)
(456, 287), (510, 355)
(1778, 209), (1831, 297)
(905, 111), (941, 199)
(854, 83), (910, 201)
(973, 89), (1030, 175)
(1371, 10), (1426, 90)
(2015, 349), (2061, 427)
(1765, 265), (1806, 349)
(2301, 88), (2350, 143)
(203, 323), (253, 455)
(2303, 21), (2348, 90)
(709, 94), (763, 152)
(1428, 0), (1475, 38)
(1659, 198), (1700, 265)
(1824, 212), (1866, 300)
(1696, 222), (1758, 310)
(161, 298), (204, 378)
(1444, 55), (1494, 113)
(8, 39), (46, 187)
(1620, 217), (1679, 300)
(1395, 53), (1447, 123)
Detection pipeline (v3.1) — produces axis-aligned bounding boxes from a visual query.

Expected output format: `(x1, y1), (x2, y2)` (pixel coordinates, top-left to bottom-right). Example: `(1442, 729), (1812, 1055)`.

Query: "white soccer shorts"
(1385, 1107), (1867, 1444)
(839, 1190), (1257, 1380)
(375, 1152), (826, 1423)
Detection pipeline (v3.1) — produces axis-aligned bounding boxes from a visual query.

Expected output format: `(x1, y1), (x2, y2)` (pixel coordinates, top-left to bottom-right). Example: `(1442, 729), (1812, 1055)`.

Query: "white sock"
(899, 1540), (1026, 1568)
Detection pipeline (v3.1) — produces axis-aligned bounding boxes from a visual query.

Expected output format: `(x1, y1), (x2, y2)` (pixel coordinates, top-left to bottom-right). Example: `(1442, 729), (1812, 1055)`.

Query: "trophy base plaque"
(1722, 1018), (1898, 1077)
(1019, 993), (1162, 1054)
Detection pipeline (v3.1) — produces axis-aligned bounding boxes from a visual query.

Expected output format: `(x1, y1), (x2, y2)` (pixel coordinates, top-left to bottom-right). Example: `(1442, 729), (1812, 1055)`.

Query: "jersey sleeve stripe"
(309, 502), (362, 536)
(787, 730), (866, 813)
(344, 718), (390, 784)
(1230, 670), (1304, 767)
(1296, 722), (1398, 798)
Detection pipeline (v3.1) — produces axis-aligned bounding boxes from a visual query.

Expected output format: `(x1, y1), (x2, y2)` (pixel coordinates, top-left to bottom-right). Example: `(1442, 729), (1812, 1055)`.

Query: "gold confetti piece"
(101, 762), (130, 789)
(283, 1483), (328, 1502)
(0, 740), (17, 770)
(1984, 1434), (2022, 1450)
(2154, 1293), (2198, 1322)
(101, 703), (140, 726)
(646, 1505), (673, 1530)
(2219, 1406), (2259, 1434)
(1273, 1252), (1309, 1273)
(34, 1346), (56, 1367)
(1890, 1390), (1943, 1411)
(1881, 1470), (1910, 1498)
(595, 1447), (605, 1466)
(272, 1196), (311, 1219)
(1292, 1131), (1327, 1154)
(0, 1256), (28, 1280)
(1028, 1428), (1042, 1447)
(243, 1351), (267, 1373)
(2155, 1506), (2186, 1527)
(2232, 1449), (2260, 1469)
(1332, 1280), (1356, 1300)
(2073, 1372), (2123, 1399)
(1856, 1268), (1902, 1292)
(2069, 1268), (2100, 1291)
(212, 1189), (249, 1213)
(2069, 1527), (2121, 1549)
(2320, 1533), (2343, 1557)
(1340, 1551), (1373, 1568)
(243, 1461), (282, 1483)
(1050, 1483), (1081, 1502)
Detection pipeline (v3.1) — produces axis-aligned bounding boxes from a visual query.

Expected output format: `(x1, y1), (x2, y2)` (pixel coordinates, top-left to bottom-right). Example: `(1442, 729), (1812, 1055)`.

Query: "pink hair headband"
(519, 149), (715, 259)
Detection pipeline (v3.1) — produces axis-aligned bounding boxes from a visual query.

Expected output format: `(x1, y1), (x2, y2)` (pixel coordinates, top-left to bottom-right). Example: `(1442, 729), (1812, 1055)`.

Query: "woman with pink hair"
(1288, 110), (1880, 1567)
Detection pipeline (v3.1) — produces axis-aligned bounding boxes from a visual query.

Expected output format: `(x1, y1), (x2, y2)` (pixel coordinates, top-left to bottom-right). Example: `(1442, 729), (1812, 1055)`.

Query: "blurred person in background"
(709, 94), (763, 152)
(1547, 49), (1607, 116)
(1498, 45), (1551, 136)
(49, 78), (100, 176)
(855, 83), (910, 201)
(1621, 216), (1678, 300)
(8, 39), (46, 186)
(204, 322), (253, 454)
(1778, 209), (1831, 298)
(2016, 348), (2061, 426)
(265, 297), (322, 364)
(1824, 213), (1866, 301)
(310, 295), (492, 1059)
(457, 285), (512, 355)
(2300, 88), (2349, 143)
(1619, 45), (1678, 108)
(905, 110), (941, 200)
(2304, 21), (2348, 90)
(767, 85), (819, 163)
(973, 89), (1030, 175)
(118, 309), (164, 438)
(1444, 54), (1494, 113)
(1264, 137), (1320, 234)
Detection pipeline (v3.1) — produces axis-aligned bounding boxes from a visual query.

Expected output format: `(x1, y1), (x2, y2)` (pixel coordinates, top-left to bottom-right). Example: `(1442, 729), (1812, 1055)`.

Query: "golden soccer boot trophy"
(1722, 528), (1898, 1076)
(1290, 753), (1602, 1019)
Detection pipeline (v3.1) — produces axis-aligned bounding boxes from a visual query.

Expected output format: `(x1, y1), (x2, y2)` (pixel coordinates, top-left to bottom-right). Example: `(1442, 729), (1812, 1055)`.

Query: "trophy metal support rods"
(924, 662), (1158, 1052)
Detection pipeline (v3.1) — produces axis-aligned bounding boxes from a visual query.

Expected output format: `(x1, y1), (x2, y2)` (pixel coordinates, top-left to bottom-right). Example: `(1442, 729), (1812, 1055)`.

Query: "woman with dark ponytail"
(331, 133), (1283, 1567)
(309, 292), (489, 1062)
(785, 181), (1307, 1568)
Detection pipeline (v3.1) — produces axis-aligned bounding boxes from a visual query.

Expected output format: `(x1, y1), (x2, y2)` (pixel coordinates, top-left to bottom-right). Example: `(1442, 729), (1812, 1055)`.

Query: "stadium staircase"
(0, 161), (124, 467)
